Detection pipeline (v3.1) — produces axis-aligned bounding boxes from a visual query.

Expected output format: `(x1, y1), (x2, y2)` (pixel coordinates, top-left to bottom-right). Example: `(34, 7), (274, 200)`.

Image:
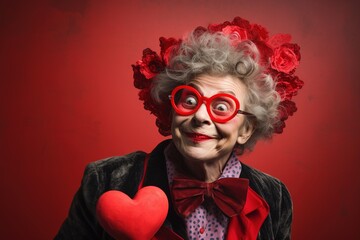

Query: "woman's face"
(171, 74), (253, 163)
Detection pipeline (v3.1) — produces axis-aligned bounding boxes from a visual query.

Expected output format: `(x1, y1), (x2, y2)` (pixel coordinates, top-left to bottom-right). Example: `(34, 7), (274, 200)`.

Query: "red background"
(1, 0), (360, 239)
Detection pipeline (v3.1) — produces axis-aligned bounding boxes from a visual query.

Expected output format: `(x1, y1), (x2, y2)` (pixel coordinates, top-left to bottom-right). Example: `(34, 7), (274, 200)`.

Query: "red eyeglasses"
(169, 85), (254, 123)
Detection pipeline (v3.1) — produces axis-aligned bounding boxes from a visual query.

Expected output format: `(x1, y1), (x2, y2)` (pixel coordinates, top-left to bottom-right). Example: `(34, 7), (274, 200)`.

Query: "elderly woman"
(56, 17), (303, 240)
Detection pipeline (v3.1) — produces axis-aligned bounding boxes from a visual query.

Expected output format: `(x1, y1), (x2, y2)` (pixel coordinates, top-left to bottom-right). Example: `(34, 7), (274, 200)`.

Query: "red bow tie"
(171, 177), (249, 218)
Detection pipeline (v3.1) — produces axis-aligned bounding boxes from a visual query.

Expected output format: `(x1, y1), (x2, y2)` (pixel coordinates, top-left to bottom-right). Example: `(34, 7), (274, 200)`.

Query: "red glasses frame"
(169, 85), (254, 123)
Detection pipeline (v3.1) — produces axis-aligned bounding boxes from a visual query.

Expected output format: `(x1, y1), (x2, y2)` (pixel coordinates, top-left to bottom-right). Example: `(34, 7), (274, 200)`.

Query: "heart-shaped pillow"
(96, 186), (169, 240)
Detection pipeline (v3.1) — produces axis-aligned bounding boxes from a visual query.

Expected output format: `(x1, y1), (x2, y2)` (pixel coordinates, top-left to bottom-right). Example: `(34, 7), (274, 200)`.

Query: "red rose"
(159, 37), (181, 65)
(273, 120), (286, 134)
(208, 17), (252, 43)
(222, 25), (248, 44)
(137, 48), (165, 79)
(139, 88), (172, 136)
(155, 104), (172, 136)
(278, 100), (297, 121)
(156, 118), (171, 136)
(132, 64), (151, 89)
(139, 89), (155, 112)
(138, 88), (150, 101)
(275, 73), (304, 100)
(251, 24), (269, 41)
(231, 17), (251, 30)
(271, 43), (300, 73)
(268, 34), (292, 48)
(277, 81), (299, 101)
(208, 21), (231, 32)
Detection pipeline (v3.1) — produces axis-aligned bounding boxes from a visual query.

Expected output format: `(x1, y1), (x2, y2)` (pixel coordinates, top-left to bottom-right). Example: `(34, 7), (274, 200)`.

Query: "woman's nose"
(192, 103), (212, 126)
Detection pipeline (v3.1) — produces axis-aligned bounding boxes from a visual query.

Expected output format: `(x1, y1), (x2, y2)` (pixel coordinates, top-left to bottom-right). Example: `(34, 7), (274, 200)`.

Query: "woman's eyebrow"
(187, 83), (203, 95)
(219, 90), (236, 96)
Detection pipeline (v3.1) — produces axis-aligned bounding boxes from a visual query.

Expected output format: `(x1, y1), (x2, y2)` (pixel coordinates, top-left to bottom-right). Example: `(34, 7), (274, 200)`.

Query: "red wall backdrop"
(1, 0), (359, 239)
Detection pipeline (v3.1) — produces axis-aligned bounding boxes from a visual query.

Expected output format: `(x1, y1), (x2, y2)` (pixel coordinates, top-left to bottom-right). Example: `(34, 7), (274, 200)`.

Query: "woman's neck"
(166, 142), (231, 183)
(182, 155), (230, 182)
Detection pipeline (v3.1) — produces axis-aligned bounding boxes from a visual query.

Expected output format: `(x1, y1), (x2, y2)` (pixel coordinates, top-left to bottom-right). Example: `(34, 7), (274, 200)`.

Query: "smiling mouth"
(185, 132), (215, 142)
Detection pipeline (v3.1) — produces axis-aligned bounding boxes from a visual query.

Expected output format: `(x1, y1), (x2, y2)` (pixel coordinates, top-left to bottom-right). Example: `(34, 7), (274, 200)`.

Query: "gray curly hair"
(151, 31), (280, 154)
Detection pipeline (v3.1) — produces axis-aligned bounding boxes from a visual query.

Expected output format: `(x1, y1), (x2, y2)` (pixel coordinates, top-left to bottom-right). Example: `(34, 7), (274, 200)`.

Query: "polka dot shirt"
(165, 147), (242, 240)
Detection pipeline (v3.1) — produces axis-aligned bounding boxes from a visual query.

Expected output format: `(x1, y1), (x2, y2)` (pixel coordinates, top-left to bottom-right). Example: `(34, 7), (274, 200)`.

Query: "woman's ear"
(237, 122), (254, 144)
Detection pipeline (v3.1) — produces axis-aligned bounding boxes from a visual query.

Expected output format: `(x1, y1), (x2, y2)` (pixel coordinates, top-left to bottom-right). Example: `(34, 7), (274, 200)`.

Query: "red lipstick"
(185, 132), (214, 142)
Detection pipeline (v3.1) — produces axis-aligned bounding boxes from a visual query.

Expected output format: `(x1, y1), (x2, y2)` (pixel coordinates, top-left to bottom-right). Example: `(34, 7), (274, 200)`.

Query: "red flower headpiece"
(132, 17), (303, 135)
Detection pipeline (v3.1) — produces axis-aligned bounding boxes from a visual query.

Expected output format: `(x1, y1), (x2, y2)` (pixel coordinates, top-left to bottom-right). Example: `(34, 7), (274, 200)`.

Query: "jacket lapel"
(142, 140), (187, 239)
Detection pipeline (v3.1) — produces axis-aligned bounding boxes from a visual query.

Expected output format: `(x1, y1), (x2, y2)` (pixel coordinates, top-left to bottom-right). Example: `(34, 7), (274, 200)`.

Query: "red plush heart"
(96, 186), (169, 240)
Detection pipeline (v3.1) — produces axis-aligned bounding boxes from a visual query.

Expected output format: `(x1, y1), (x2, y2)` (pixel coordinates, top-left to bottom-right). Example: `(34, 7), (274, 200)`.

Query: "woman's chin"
(178, 144), (218, 162)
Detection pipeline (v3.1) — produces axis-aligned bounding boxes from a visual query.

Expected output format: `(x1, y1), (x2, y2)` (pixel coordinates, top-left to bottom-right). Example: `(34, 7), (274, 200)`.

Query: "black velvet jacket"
(55, 140), (292, 240)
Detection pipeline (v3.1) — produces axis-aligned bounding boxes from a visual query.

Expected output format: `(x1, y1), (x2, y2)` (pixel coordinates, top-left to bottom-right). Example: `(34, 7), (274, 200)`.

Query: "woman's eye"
(215, 103), (229, 111)
(184, 96), (197, 107)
